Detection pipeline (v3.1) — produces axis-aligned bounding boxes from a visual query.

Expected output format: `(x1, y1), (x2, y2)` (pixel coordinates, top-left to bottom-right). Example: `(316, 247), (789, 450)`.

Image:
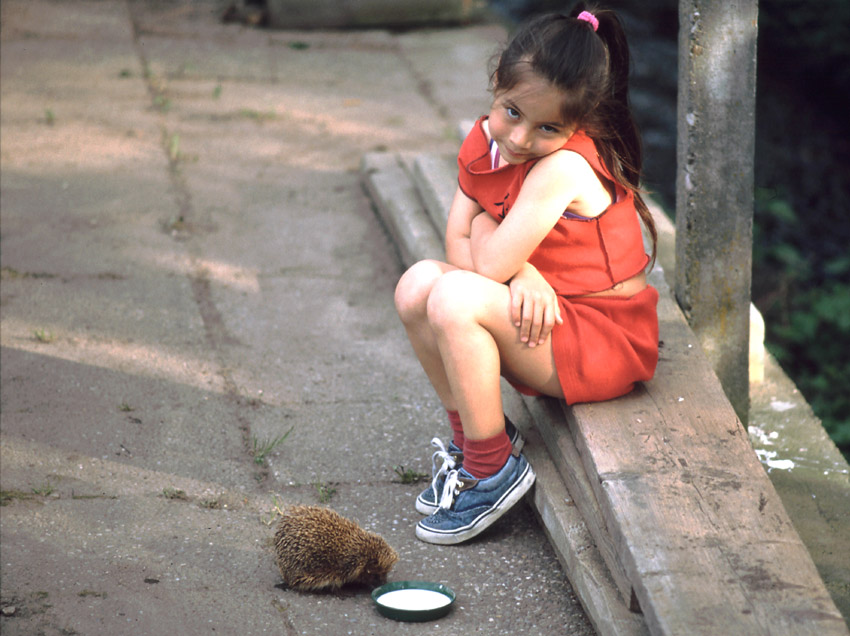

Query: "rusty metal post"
(675, 0), (758, 422)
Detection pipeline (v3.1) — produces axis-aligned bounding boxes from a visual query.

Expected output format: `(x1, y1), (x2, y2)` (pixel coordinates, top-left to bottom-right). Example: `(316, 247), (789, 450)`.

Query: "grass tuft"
(394, 465), (428, 484)
(251, 426), (294, 465)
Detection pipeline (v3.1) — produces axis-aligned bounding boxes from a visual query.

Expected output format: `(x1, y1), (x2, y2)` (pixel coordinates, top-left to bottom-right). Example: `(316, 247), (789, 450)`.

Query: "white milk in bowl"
(376, 588), (452, 611)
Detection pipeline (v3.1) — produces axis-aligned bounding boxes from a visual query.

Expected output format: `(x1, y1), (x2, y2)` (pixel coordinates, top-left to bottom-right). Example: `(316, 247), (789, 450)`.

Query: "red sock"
(447, 410), (464, 449)
(462, 432), (512, 479)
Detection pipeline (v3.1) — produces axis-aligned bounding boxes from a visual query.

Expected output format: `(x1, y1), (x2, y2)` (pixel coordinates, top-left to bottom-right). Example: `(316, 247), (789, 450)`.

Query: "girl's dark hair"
(492, 3), (657, 266)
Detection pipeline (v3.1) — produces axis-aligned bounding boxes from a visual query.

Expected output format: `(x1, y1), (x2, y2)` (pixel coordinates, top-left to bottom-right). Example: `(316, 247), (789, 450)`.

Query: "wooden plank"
(560, 271), (848, 635)
(519, 412), (650, 636)
(524, 393), (639, 612)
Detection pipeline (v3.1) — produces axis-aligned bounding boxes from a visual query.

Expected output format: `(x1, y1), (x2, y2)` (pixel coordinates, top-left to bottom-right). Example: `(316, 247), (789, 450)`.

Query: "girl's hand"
(509, 263), (563, 347)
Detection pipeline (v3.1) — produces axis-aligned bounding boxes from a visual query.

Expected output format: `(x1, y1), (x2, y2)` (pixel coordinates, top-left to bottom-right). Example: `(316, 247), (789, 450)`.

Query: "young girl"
(395, 4), (659, 545)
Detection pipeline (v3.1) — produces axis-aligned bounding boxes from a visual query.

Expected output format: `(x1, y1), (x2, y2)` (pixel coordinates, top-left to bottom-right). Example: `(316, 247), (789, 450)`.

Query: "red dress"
(457, 117), (659, 404)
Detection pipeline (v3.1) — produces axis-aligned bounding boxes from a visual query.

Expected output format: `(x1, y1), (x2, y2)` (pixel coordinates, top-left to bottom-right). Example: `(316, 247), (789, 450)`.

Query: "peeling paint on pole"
(675, 0), (758, 421)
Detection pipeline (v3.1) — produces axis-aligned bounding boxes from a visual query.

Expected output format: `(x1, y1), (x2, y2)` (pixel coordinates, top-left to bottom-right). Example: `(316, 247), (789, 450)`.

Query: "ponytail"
(572, 3), (657, 267)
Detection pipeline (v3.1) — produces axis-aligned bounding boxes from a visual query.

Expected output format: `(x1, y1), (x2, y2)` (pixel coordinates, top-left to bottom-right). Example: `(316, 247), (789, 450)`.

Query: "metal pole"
(675, 0), (758, 422)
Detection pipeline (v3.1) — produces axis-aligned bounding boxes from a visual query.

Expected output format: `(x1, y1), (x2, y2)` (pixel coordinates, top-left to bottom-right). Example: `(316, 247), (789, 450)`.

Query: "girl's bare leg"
(394, 260), (460, 410)
(425, 270), (564, 440)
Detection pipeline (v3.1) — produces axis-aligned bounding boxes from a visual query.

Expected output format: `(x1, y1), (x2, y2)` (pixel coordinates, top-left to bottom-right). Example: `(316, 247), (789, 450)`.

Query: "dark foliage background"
(489, 0), (850, 456)
(751, 0), (849, 455)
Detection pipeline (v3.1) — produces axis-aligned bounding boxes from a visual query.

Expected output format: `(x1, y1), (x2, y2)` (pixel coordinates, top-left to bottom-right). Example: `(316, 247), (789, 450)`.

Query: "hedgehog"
(273, 505), (398, 592)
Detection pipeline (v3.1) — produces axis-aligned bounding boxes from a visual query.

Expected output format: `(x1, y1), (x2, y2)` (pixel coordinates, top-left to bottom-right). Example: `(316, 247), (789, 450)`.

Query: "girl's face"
(488, 72), (573, 165)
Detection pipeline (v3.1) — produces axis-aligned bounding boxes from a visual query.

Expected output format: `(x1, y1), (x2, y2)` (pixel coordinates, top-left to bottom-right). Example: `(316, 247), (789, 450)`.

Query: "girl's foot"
(415, 450), (535, 545)
(415, 418), (523, 516)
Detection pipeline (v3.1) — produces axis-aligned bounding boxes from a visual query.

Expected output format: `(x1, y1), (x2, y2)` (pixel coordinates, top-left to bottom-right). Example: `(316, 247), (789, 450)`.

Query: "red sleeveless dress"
(457, 117), (659, 403)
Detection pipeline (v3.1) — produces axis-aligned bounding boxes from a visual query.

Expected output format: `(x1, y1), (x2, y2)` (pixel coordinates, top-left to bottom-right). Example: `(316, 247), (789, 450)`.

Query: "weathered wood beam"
(558, 266), (847, 635)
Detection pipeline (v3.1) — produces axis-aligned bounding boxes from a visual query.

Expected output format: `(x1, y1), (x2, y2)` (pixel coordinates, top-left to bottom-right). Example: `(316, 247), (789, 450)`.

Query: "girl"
(395, 4), (659, 545)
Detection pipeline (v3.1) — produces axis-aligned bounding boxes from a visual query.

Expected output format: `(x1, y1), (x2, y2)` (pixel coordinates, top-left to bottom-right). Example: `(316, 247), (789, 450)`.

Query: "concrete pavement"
(0, 1), (595, 634)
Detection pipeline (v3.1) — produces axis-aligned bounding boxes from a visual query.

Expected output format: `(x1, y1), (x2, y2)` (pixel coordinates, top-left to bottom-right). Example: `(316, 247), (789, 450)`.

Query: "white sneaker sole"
(415, 495), (439, 516)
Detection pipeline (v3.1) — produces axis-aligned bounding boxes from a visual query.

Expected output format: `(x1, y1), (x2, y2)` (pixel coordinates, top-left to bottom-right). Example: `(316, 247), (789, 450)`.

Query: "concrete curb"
(361, 153), (445, 267)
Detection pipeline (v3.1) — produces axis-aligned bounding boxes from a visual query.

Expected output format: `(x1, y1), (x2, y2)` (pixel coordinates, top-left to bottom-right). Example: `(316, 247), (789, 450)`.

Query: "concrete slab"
(394, 25), (502, 127)
(1, 1), (595, 634)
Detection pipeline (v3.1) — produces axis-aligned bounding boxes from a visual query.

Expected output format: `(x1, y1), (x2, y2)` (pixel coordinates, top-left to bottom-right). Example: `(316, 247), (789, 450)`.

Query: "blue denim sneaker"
(415, 418), (523, 516)
(415, 450), (536, 545)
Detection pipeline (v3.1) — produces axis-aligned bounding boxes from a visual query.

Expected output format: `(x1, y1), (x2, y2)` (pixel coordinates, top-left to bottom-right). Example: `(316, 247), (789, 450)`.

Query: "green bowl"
(372, 581), (456, 622)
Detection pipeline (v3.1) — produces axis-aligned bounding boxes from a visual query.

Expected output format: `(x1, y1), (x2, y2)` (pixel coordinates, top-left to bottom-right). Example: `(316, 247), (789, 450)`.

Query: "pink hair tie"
(577, 10), (599, 32)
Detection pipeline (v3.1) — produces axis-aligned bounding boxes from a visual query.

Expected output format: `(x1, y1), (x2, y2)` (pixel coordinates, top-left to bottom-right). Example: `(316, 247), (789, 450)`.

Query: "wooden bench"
(361, 150), (848, 636)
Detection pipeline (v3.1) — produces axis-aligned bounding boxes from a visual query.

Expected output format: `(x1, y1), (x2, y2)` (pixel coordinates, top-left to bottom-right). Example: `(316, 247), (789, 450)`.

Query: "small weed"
(161, 487), (189, 500)
(1, 489), (37, 506)
(1, 267), (55, 280)
(161, 132), (197, 165)
(118, 68), (133, 78)
(153, 94), (172, 113)
(261, 494), (287, 526)
(71, 493), (116, 501)
(78, 589), (107, 599)
(44, 108), (55, 125)
(313, 482), (336, 504)
(288, 41), (310, 50)
(212, 84), (222, 99)
(393, 465), (428, 485)
(163, 214), (187, 234)
(118, 402), (135, 412)
(33, 328), (55, 343)
(238, 109), (277, 123)
(168, 133), (180, 161)
(198, 495), (227, 510)
(251, 426), (294, 465)
(31, 480), (55, 497)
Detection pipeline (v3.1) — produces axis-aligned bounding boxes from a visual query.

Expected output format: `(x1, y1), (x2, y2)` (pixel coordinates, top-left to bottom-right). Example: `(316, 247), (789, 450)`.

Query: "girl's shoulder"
(528, 149), (595, 196)
(562, 131), (614, 180)
(531, 146), (615, 219)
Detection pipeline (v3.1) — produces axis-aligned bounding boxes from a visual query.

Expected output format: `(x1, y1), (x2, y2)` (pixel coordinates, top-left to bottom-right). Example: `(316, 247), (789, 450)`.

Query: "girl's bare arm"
(469, 150), (588, 283)
(444, 186), (484, 270)
(463, 186), (563, 346)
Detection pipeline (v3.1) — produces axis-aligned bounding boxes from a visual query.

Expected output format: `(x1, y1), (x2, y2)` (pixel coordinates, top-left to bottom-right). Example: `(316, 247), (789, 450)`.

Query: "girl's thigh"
(428, 270), (564, 398)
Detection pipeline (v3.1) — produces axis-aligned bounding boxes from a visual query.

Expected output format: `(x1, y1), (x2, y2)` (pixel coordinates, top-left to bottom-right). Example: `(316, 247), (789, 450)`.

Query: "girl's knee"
(395, 260), (445, 322)
(426, 270), (481, 329)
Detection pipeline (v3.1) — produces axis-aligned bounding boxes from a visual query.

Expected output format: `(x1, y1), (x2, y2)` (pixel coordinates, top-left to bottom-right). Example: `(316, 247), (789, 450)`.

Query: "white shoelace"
(428, 437), (459, 504)
(439, 469), (463, 510)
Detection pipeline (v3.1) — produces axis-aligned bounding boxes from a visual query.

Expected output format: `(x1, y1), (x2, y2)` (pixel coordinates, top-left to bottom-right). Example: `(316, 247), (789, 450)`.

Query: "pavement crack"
(189, 273), (242, 354)
(394, 41), (452, 127)
(128, 3), (265, 482)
